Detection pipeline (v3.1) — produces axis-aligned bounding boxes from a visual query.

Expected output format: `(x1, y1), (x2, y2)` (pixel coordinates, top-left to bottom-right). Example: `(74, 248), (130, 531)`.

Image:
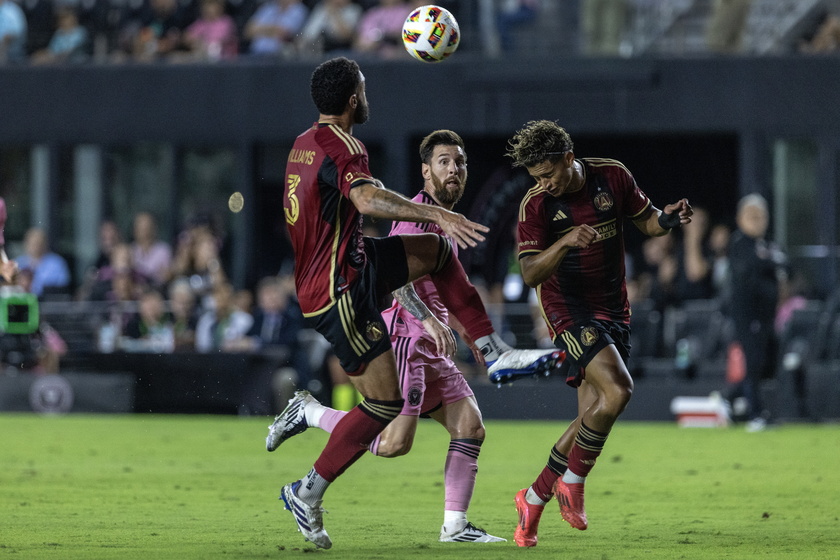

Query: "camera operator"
(0, 198), (67, 374)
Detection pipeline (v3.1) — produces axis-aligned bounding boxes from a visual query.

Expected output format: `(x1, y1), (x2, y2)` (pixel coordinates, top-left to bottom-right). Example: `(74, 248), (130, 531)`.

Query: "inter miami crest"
(408, 386), (423, 406)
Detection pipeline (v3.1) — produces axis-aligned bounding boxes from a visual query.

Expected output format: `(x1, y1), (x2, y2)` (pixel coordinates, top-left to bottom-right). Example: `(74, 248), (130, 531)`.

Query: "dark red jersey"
(284, 122), (375, 316)
(517, 158), (653, 336)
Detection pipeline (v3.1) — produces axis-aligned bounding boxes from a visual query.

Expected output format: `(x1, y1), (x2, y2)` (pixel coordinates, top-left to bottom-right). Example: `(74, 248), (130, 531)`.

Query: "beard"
(354, 100), (370, 124)
(430, 173), (465, 207)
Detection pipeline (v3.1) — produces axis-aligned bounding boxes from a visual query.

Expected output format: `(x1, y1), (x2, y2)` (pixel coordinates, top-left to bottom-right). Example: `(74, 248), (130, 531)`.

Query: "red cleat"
(513, 488), (544, 547)
(553, 479), (588, 530)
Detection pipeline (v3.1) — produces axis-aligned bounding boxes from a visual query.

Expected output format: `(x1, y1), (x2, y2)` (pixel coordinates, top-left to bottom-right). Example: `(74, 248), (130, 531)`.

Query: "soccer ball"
(402, 5), (460, 63)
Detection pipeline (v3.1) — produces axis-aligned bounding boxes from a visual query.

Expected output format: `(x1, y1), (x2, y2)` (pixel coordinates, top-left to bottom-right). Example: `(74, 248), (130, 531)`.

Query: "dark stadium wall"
(0, 55), (837, 293)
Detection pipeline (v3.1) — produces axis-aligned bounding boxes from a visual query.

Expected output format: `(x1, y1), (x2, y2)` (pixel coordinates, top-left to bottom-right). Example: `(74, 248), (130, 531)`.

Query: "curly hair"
(505, 120), (574, 168)
(310, 57), (362, 116)
(419, 129), (465, 164)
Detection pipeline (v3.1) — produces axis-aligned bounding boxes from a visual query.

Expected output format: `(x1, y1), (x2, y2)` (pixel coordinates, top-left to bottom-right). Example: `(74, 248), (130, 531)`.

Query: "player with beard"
(273, 58), (564, 549)
(269, 130), (505, 543)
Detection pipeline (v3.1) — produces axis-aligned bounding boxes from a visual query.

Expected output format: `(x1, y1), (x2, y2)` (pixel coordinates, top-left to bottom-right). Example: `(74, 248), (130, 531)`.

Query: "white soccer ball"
(402, 5), (460, 63)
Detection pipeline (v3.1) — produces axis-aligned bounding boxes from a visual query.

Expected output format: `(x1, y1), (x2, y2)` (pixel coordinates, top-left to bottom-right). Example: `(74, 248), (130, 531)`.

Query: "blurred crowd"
(2, 0), (840, 66)
(3, 210), (325, 406)
(2, 0), (462, 65)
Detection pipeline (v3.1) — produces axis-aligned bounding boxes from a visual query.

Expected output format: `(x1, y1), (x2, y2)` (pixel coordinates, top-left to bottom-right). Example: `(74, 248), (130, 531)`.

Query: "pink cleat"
(553, 479), (588, 530)
(513, 488), (544, 547)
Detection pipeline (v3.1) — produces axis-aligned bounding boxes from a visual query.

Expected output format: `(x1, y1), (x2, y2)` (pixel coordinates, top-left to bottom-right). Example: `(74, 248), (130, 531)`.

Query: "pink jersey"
(380, 190), (473, 413)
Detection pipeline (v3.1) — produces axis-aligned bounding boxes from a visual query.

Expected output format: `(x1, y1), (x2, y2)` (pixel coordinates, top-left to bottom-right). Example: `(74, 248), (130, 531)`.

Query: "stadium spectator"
(637, 232), (678, 311)
(76, 219), (124, 301)
(674, 206), (714, 302)
(15, 227), (71, 298)
(130, 212), (172, 288)
(96, 263), (143, 352)
(93, 220), (123, 271)
(268, 57), (562, 550)
(167, 277), (199, 351)
(194, 281), (253, 352)
(505, 120), (692, 546)
(495, 0), (540, 54)
(708, 221), (731, 301)
(243, 0), (308, 58)
(799, 8), (840, 53)
(706, 0), (753, 54)
(121, 288), (175, 352)
(169, 222), (226, 309)
(30, 6), (90, 64)
(114, 0), (193, 62)
(228, 275), (312, 413)
(296, 0), (362, 59)
(0, 0), (27, 63)
(724, 193), (785, 432)
(268, 130), (506, 543)
(580, 0), (627, 56)
(180, 0), (239, 61)
(85, 242), (149, 302)
(352, 0), (411, 60)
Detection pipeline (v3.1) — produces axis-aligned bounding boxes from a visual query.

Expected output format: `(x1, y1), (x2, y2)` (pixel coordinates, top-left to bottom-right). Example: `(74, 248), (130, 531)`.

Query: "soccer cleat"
(553, 478), (588, 530)
(513, 488), (544, 547)
(487, 349), (565, 385)
(266, 390), (317, 452)
(280, 481), (331, 549)
(439, 522), (507, 543)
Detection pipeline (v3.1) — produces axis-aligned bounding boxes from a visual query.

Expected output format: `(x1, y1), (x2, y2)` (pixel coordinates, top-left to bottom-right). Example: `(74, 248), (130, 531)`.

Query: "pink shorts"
(391, 333), (474, 416)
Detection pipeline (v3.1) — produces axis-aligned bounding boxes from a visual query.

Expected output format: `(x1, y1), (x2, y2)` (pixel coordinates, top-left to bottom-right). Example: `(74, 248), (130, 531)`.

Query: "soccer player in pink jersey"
(506, 120), (693, 546)
(271, 58), (563, 549)
(269, 130), (506, 543)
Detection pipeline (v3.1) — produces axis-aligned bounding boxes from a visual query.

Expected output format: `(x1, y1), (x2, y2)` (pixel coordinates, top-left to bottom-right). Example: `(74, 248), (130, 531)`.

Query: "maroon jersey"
(517, 158), (653, 337)
(284, 123), (375, 316)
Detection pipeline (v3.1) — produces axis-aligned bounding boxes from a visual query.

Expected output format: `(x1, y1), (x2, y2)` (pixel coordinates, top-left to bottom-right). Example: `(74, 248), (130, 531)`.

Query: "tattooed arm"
(349, 181), (487, 249)
(392, 283), (456, 356)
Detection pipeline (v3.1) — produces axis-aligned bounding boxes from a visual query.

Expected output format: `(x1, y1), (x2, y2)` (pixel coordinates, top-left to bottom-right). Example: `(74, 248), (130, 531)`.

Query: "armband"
(658, 211), (682, 230)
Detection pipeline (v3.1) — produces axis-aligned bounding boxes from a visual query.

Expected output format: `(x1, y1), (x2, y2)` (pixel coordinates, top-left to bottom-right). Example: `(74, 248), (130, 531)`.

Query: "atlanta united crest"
(581, 326), (599, 346)
(365, 321), (385, 342)
(593, 192), (613, 211)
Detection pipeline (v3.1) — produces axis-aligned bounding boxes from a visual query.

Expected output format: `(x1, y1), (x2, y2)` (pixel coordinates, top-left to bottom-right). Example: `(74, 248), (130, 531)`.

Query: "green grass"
(1, 413), (838, 559)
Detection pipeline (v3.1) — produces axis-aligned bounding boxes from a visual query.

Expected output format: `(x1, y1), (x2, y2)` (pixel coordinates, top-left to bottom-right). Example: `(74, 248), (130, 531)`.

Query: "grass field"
(2, 413), (838, 559)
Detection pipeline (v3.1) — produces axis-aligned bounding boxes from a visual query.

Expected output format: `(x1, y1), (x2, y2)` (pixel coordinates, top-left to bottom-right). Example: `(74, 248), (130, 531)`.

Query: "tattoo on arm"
(392, 283), (431, 321)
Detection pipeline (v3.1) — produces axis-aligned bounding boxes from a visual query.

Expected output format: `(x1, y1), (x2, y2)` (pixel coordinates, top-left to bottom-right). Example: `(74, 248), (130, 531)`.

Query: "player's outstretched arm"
(635, 198), (693, 237)
(349, 182), (488, 248)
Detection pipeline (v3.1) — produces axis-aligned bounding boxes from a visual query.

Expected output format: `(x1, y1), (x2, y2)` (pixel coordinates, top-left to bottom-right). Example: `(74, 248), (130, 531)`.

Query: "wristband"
(658, 211), (681, 230)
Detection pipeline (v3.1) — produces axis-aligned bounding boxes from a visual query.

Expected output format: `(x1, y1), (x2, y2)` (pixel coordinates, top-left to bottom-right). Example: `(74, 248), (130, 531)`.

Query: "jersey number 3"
(285, 174), (300, 225)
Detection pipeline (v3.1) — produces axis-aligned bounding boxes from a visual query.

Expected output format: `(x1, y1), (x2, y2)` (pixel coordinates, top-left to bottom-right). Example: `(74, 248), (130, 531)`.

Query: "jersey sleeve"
(619, 165), (653, 220)
(517, 187), (548, 259)
(318, 124), (375, 198)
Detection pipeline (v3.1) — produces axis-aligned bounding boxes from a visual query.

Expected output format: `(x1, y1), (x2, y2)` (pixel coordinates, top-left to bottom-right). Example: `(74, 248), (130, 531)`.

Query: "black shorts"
(305, 236), (409, 376)
(553, 319), (631, 387)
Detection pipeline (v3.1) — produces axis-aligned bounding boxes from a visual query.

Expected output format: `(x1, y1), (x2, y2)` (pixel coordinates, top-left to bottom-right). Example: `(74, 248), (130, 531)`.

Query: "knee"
(602, 379), (633, 416)
(455, 423), (485, 442)
(376, 436), (413, 458)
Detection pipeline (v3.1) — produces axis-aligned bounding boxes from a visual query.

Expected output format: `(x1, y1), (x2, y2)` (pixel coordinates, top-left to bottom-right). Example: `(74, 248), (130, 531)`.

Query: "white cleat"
(487, 349), (565, 385)
(266, 390), (318, 452)
(439, 522), (507, 543)
(280, 481), (331, 549)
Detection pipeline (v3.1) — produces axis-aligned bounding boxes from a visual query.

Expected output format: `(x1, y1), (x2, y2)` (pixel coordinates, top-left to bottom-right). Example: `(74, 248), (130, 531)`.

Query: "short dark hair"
(505, 120), (574, 168)
(419, 129), (465, 164)
(310, 57), (362, 116)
